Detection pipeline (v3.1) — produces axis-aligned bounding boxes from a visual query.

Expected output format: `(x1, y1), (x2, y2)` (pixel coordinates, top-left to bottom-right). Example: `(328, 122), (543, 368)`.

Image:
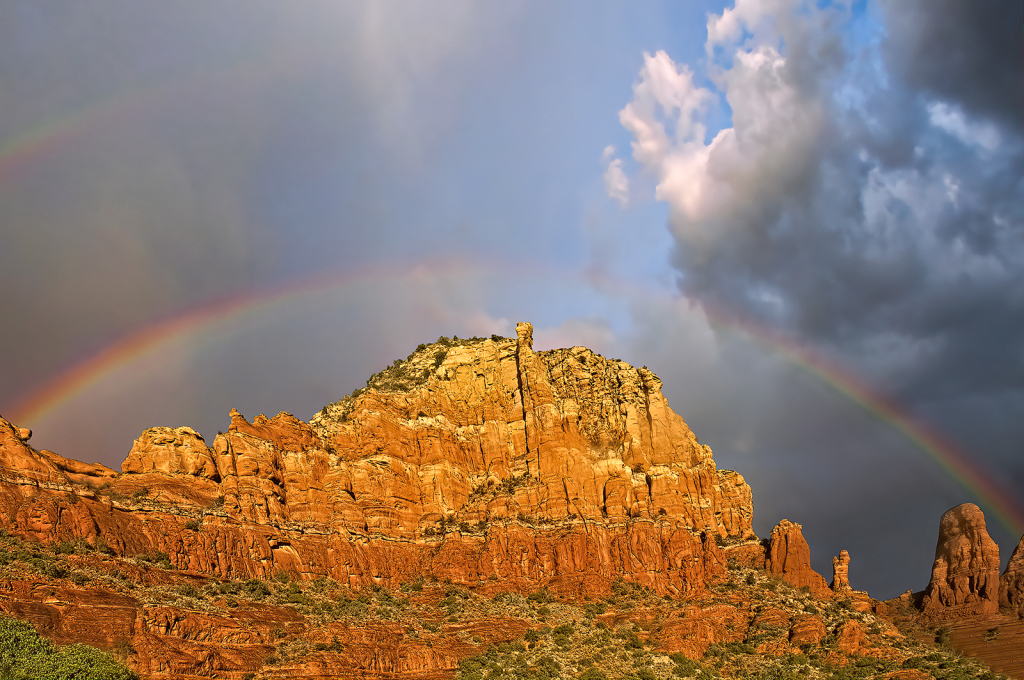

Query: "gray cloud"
(615, 0), (1024, 592)
(879, 0), (1024, 135)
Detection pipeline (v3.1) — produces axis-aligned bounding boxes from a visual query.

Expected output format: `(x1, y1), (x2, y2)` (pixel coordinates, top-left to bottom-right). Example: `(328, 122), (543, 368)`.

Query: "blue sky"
(1, 0), (1021, 599)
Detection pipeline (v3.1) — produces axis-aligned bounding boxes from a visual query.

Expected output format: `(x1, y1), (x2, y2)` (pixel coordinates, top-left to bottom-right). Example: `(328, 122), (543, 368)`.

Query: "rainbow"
(0, 45), (304, 182)
(6, 259), (486, 428)
(703, 304), (1024, 538)
(7, 265), (1022, 538)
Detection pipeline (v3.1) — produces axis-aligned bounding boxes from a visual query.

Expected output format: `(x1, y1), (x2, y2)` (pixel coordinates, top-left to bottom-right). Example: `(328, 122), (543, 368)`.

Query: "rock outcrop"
(999, 534), (1024, 618)
(764, 520), (831, 598)
(920, 503), (1000, 618)
(831, 550), (851, 593)
(0, 324), (753, 598)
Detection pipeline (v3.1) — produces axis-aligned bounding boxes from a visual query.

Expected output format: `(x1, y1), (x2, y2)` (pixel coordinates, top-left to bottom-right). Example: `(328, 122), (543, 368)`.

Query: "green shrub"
(245, 579), (271, 600)
(183, 519), (201, 531)
(0, 616), (138, 680)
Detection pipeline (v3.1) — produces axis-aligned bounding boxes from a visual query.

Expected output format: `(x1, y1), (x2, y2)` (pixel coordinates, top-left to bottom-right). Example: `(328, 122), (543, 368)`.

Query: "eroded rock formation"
(999, 534), (1024, 618)
(764, 519), (831, 598)
(831, 550), (851, 593)
(920, 503), (1000, 618)
(0, 323), (753, 598)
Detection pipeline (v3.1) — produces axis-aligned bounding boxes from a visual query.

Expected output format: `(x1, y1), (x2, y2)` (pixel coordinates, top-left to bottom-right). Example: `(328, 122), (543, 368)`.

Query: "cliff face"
(920, 503), (1001, 618)
(0, 323), (753, 598)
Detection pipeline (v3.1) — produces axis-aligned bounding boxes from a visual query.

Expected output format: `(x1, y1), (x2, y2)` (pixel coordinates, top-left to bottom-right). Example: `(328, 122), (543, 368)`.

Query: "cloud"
(601, 145), (630, 207)
(878, 0), (1024, 135)
(615, 1), (1024, 388)
(927, 102), (1000, 152)
(612, 0), (1024, 563)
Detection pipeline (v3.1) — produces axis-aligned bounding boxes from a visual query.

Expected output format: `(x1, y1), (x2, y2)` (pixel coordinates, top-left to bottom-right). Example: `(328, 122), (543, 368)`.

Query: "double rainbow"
(8, 267), (1023, 539)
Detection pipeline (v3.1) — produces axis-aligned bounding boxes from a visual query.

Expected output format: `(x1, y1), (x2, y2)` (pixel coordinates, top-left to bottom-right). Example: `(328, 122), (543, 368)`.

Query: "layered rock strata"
(920, 503), (1000, 618)
(0, 323), (754, 597)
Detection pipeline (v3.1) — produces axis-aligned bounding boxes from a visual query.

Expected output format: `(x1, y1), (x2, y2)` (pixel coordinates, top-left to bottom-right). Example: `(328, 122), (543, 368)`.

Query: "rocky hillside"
(0, 322), (1018, 679)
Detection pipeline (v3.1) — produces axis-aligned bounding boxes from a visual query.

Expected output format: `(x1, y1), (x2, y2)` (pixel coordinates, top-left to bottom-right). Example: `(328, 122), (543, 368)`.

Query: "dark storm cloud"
(618, 0), (1024, 402)
(612, 0), (1024, 591)
(879, 0), (1024, 135)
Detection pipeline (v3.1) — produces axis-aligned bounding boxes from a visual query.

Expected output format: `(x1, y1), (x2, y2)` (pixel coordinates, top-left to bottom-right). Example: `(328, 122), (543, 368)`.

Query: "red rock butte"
(0, 322), (758, 596)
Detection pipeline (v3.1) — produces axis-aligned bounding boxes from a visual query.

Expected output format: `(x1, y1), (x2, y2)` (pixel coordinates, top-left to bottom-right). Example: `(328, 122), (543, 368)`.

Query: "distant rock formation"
(831, 549), (851, 593)
(764, 519), (831, 597)
(999, 534), (1024, 618)
(920, 503), (1000, 618)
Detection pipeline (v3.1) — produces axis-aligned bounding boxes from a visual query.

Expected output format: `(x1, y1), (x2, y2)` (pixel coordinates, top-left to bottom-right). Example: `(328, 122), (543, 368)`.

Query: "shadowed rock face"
(0, 323), (754, 597)
(999, 534), (1024, 618)
(764, 520), (831, 598)
(921, 503), (1000, 618)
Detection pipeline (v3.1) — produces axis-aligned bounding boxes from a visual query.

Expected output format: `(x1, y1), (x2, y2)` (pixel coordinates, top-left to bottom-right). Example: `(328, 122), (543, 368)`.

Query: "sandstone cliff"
(0, 323), (753, 598)
(1000, 534), (1024, 618)
(920, 503), (1000, 618)
(763, 519), (831, 598)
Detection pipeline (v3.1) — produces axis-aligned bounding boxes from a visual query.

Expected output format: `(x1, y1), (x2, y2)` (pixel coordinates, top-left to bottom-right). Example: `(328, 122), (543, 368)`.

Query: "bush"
(0, 616), (138, 680)
(245, 579), (271, 600)
(183, 519), (201, 531)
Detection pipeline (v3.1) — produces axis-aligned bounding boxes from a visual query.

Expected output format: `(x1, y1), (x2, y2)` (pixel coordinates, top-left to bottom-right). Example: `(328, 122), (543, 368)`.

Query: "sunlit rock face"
(763, 519), (832, 598)
(831, 549), (852, 593)
(921, 503), (1000, 618)
(999, 533), (1024, 618)
(0, 322), (754, 596)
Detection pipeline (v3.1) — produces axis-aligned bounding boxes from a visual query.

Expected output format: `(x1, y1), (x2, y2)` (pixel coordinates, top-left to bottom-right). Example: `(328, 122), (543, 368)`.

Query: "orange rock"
(789, 614), (826, 645)
(831, 549), (851, 593)
(0, 326), (753, 595)
(122, 426), (219, 479)
(921, 503), (1000, 618)
(1000, 533), (1024, 618)
(648, 603), (750, 659)
(764, 520), (831, 598)
(834, 619), (866, 655)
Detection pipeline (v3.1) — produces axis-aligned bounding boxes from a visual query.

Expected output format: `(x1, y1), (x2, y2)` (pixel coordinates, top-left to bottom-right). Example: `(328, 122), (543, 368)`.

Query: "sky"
(0, 0), (1021, 600)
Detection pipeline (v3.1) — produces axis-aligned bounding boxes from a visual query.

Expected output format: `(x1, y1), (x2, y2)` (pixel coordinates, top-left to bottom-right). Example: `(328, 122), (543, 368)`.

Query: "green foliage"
(579, 668), (608, 680)
(176, 583), (200, 599)
(527, 588), (550, 604)
(135, 551), (172, 570)
(705, 641), (755, 657)
(935, 626), (952, 647)
(0, 616), (138, 680)
(245, 579), (271, 600)
(183, 519), (201, 532)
